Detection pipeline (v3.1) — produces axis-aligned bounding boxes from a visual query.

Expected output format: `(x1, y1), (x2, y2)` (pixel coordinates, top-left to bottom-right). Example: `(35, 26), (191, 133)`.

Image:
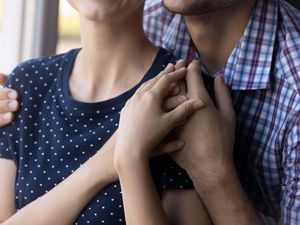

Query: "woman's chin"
(82, 11), (110, 22)
(79, 6), (122, 23)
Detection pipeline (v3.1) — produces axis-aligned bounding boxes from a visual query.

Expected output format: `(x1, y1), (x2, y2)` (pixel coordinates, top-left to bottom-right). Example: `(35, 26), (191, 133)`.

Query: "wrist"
(115, 151), (149, 176)
(114, 143), (149, 169)
(86, 151), (118, 187)
(74, 159), (110, 195)
(191, 160), (238, 195)
(193, 165), (262, 225)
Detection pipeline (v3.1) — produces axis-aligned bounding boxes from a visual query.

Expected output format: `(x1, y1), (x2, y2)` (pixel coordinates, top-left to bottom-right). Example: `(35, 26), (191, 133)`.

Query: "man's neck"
(184, 0), (256, 75)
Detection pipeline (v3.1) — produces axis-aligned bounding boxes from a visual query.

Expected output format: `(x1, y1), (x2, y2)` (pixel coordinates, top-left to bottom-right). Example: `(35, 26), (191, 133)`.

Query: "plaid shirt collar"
(162, 14), (185, 51)
(148, 0), (279, 90)
(163, 0), (279, 91)
(224, 0), (279, 90)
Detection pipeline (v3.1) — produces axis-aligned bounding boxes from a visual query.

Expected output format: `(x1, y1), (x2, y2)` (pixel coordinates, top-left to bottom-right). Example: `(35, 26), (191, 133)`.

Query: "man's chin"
(162, 0), (241, 16)
(162, 0), (201, 15)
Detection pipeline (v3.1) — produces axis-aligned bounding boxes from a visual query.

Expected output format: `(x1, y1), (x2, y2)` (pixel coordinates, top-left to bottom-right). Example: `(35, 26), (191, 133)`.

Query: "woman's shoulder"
(5, 49), (79, 90)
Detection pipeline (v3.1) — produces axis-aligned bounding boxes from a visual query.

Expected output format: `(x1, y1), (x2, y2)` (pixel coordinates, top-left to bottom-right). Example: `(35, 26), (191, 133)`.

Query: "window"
(0, 0), (59, 73)
(56, 0), (81, 54)
(0, 0), (3, 52)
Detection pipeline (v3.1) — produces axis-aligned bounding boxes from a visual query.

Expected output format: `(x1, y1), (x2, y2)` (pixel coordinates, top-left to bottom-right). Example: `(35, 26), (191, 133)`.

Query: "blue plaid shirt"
(144, 0), (300, 224)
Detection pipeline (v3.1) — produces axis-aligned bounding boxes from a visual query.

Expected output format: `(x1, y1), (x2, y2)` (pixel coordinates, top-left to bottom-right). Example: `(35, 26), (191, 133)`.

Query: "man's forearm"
(192, 164), (263, 225)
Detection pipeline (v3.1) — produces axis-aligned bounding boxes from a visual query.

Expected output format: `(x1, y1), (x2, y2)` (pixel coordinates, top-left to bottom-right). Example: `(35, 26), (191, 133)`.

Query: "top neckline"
(58, 48), (170, 113)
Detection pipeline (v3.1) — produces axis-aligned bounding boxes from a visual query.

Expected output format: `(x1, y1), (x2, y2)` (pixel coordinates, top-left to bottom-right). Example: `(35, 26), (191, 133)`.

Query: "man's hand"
(172, 60), (236, 190)
(0, 73), (19, 127)
(171, 61), (263, 225)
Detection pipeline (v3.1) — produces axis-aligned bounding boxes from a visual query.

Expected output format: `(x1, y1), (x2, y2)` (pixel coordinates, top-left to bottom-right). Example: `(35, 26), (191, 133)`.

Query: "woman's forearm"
(117, 158), (171, 225)
(3, 139), (117, 225)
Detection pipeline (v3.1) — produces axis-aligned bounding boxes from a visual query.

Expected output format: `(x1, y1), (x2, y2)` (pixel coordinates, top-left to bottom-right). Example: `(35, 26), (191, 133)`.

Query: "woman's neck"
(184, 0), (256, 75)
(70, 8), (158, 102)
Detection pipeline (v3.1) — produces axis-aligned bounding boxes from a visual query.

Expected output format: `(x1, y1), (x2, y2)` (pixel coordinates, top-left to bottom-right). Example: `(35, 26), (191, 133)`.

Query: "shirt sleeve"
(150, 155), (194, 193)
(0, 131), (13, 160)
(281, 115), (300, 225)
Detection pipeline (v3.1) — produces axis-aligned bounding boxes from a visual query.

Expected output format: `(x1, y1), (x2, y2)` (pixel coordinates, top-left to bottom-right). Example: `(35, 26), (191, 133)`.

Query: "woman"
(0, 0), (212, 224)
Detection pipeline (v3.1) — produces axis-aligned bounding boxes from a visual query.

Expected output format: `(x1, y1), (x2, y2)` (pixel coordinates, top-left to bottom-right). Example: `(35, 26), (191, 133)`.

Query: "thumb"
(0, 73), (7, 86)
(167, 99), (204, 126)
(214, 75), (235, 120)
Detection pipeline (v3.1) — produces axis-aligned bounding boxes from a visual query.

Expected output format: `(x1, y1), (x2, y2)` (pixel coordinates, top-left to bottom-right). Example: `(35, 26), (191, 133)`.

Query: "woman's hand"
(114, 64), (204, 169)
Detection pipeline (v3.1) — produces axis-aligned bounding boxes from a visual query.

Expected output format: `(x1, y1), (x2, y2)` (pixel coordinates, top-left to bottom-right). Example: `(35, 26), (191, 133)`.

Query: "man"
(0, 0), (299, 224)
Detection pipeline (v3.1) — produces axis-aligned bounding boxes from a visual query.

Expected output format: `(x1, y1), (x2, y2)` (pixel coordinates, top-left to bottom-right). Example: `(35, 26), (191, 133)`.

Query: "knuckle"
(144, 78), (153, 86)
(161, 74), (171, 82)
(175, 116), (186, 126)
(145, 90), (157, 100)
(180, 105), (189, 117)
(134, 90), (143, 98)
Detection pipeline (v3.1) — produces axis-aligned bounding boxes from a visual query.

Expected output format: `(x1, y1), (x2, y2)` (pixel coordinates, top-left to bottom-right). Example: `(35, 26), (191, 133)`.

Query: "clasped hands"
(114, 59), (236, 190)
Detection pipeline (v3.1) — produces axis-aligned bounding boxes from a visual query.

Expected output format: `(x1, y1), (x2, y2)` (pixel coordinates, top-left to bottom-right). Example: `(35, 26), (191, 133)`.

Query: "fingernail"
(193, 100), (204, 109)
(2, 112), (12, 121)
(8, 91), (17, 99)
(8, 100), (18, 110)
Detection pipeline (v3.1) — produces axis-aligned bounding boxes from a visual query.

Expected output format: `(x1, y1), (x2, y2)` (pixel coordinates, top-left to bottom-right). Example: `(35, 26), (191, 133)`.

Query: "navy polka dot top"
(0, 48), (193, 225)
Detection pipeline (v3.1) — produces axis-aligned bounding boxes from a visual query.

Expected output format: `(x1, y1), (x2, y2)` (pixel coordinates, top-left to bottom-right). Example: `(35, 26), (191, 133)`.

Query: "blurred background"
(56, 0), (80, 54)
(0, 0), (81, 73)
(0, 0), (299, 73)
